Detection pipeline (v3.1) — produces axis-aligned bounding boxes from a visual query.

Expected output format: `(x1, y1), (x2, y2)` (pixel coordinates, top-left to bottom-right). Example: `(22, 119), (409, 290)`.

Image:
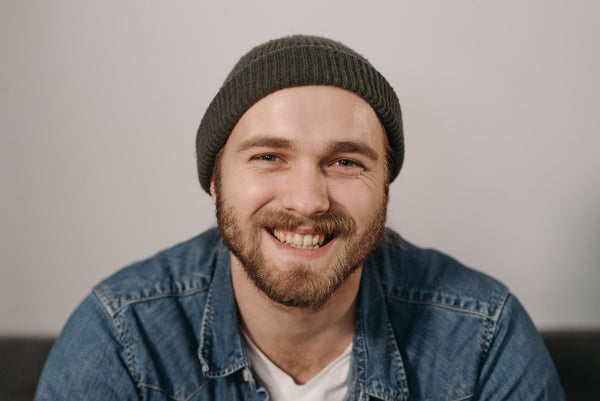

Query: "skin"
(210, 85), (389, 384)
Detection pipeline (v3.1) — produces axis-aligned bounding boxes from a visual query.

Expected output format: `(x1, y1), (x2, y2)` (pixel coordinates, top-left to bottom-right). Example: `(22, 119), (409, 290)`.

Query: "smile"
(269, 228), (333, 250)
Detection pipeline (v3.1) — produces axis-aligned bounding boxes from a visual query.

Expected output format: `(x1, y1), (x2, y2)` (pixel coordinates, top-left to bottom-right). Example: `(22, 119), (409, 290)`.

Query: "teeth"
(272, 229), (327, 249)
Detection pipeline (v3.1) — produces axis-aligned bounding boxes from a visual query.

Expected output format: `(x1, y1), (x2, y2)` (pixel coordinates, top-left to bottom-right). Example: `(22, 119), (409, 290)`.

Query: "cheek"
(221, 170), (279, 211)
(328, 178), (385, 219)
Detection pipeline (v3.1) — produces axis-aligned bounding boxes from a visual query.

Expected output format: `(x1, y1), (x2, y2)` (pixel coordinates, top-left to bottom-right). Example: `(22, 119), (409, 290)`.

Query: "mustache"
(253, 209), (356, 237)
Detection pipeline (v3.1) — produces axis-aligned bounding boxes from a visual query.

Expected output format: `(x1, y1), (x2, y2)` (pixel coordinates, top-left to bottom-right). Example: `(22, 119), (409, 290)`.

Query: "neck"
(230, 256), (361, 384)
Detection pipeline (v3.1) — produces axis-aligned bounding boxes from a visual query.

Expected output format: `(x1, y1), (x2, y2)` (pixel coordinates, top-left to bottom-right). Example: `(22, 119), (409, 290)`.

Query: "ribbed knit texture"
(196, 35), (404, 193)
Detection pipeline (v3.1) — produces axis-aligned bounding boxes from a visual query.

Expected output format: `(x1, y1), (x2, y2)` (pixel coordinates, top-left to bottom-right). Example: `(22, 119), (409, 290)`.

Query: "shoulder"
(92, 227), (224, 317)
(365, 229), (564, 399)
(372, 228), (509, 320)
(36, 228), (227, 400)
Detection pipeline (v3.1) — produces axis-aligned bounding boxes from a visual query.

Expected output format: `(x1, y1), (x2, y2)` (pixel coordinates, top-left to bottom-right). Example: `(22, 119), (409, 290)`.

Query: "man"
(35, 35), (564, 400)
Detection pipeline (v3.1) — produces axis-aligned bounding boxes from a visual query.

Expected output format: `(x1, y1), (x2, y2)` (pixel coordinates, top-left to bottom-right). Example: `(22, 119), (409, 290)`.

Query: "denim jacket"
(35, 228), (564, 400)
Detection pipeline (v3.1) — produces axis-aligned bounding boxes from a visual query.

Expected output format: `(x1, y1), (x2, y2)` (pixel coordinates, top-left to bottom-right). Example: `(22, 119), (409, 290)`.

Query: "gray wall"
(2, 0), (599, 335)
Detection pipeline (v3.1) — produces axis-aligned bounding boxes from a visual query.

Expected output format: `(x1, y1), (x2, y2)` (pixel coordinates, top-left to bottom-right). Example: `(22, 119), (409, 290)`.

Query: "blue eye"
(337, 159), (356, 167)
(260, 154), (279, 162)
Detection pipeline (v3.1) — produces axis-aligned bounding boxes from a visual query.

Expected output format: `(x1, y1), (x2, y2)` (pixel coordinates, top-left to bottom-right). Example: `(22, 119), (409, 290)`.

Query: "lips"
(270, 228), (332, 249)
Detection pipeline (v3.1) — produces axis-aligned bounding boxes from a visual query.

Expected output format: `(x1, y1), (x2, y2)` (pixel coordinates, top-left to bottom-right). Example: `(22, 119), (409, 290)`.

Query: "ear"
(209, 173), (217, 205)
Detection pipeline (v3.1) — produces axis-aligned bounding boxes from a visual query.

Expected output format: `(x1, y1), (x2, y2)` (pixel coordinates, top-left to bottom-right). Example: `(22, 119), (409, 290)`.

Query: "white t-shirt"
(243, 334), (352, 401)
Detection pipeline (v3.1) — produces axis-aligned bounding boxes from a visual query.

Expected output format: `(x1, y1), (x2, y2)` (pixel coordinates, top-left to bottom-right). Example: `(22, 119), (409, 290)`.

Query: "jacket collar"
(197, 236), (410, 400)
(352, 252), (410, 401)
(198, 237), (249, 378)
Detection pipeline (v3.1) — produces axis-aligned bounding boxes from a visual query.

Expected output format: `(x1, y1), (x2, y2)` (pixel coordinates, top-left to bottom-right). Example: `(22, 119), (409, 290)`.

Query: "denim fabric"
(35, 228), (564, 400)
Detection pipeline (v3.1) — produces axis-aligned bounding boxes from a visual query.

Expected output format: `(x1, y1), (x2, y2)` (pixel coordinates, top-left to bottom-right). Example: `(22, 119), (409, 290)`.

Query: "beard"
(215, 180), (388, 310)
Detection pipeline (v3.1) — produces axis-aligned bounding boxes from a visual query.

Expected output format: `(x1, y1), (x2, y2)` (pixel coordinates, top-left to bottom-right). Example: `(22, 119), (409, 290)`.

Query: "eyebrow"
(236, 136), (296, 153)
(326, 141), (379, 161)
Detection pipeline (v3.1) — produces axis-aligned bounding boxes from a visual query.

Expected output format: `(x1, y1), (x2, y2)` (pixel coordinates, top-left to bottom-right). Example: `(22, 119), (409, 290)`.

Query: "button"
(242, 368), (250, 382)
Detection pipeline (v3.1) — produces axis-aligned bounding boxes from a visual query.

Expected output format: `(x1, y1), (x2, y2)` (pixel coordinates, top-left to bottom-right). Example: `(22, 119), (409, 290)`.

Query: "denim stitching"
(385, 318), (408, 400)
(491, 287), (510, 323)
(138, 380), (210, 401)
(474, 286), (510, 396)
(202, 360), (247, 378)
(480, 314), (495, 368)
(93, 285), (118, 316)
(480, 287), (510, 362)
(358, 302), (368, 386)
(364, 384), (403, 401)
(114, 310), (138, 388)
(198, 282), (213, 375)
(385, 294), (494, 319)
(451, 393), (474, 401)
(198, 282), (246, 378)
(93, 286), (140, 392)
(111, 286), (209, 316)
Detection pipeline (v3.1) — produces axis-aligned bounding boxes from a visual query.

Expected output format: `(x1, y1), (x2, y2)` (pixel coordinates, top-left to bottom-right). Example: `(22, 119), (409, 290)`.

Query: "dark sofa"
(1, 331), (598, 400)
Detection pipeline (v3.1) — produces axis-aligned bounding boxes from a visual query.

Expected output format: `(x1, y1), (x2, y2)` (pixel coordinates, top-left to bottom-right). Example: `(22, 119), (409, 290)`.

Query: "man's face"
(211, 85), (389, 310)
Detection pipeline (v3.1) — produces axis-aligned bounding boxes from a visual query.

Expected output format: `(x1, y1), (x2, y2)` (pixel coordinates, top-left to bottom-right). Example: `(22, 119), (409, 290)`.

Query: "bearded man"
(35, 35), (564, 401)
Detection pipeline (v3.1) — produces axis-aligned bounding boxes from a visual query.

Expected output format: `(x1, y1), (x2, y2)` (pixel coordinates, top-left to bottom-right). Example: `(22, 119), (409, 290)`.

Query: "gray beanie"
(196, 35), (404, 193)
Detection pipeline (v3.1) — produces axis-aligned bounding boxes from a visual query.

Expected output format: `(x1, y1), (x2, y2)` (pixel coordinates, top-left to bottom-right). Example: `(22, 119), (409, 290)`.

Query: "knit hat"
(196, 35), (404, 193)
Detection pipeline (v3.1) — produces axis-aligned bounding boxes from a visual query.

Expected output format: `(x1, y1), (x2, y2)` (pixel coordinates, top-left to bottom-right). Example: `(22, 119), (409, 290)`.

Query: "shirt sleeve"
(34, 293), (140, 400)
(474, 293), (565, 400)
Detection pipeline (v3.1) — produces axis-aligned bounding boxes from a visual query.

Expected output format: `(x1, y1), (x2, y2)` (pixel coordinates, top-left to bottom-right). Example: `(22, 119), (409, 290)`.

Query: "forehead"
(224, 85), (386, 153)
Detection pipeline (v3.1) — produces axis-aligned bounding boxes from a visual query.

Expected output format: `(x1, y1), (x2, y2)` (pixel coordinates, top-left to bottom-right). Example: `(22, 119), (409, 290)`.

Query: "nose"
(280, 165), (330, 217)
